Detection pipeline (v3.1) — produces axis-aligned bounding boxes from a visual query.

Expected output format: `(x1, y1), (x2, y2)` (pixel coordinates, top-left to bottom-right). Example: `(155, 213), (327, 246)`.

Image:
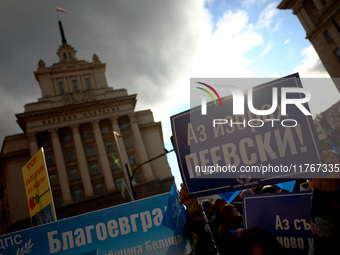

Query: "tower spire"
(56, 7), (77, 62)
(56, 7), (68, 45)
(58, 20), (67, 45)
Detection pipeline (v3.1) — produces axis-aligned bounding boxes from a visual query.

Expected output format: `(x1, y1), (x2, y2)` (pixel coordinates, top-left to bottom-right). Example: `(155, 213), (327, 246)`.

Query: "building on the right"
(278, 0), (340, 92)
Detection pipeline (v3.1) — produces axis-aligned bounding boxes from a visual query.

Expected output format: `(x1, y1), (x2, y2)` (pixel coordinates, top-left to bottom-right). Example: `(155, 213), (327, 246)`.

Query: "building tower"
(278, 0), (340, 92)
(0, 21), (173, 234)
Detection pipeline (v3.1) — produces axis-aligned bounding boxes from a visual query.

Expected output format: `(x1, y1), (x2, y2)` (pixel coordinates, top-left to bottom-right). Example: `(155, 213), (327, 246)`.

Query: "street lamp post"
(130, 148), (174, 180)
(113, 131), (135, 201)
(113, 128), (175, 201)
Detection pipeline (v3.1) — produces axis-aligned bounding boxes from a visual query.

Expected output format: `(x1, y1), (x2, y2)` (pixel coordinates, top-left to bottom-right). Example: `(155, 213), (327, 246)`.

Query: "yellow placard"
(22, 148), (53, 217)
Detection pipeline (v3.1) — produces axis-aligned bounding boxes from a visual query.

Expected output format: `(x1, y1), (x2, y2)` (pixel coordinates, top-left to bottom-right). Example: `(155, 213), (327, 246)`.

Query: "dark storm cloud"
(0, 0), (205, 146)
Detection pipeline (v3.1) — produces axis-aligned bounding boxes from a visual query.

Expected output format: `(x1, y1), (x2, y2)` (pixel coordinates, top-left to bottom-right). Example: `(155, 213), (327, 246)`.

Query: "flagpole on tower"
(56, 7), (67, 45)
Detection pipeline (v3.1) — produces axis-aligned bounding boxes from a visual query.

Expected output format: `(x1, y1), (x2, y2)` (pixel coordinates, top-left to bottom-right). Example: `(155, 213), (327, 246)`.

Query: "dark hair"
(214, 198), (226, 209)
(221, 204), (236, 231)
(260, 185), (278, 194)
(231, 227), (287, 255)
(202, 200), (212, 209)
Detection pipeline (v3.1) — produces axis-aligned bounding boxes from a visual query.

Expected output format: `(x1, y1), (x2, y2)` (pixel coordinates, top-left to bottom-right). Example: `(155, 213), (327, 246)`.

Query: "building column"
(299, 7), (315, 32)
(129, 115), (154, 181)
(49, 128), (73, 204)
(28, 132), (39, 157)
(71, 124), (94, 197)
(91, 120), (116, 191)
(295, 12), (307, 33)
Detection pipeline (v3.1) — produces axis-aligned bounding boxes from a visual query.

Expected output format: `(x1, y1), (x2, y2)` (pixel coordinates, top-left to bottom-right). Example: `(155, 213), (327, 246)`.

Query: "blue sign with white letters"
(243, 191), (313, 255)
(0, 193), (189, 255)
(171, 74), (322, 197)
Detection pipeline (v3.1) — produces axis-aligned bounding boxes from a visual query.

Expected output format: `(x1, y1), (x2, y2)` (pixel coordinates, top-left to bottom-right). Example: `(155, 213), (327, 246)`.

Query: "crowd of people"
(180, 185), (287, 255)
(179, 150), (340, 255)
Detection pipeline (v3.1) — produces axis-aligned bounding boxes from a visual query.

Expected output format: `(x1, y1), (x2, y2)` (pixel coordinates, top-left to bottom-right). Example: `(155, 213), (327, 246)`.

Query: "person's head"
(308, 179), (316, 189)
(231, 227), (287, 255)
(190, 208), (204, 222)
(214, 198), (227, 212)
(221, 204), (240, 229)
(260, 185), (278, 194)
(241, 189), (254, 197)
(202, 200), (214, 213)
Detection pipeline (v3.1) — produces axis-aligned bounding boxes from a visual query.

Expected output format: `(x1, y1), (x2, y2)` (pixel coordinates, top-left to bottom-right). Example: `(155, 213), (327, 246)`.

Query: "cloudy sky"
(1, 0), (339, 186)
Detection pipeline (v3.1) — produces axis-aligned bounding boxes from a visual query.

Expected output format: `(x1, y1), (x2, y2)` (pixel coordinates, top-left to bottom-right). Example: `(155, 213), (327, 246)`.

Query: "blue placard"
(0, 193), (190, 255)
(170, 74), (321, 197)
(243, 191), (313, 255)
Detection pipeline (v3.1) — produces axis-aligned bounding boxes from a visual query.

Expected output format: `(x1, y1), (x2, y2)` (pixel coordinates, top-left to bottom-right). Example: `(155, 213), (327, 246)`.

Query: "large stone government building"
(0, 21), (173, 234)
(278, 0), (340, 92)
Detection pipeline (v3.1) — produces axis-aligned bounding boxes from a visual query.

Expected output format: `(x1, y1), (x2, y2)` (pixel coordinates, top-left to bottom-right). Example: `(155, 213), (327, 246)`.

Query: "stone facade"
(278, 0), (340, 92)
(0, 33), (173, 234)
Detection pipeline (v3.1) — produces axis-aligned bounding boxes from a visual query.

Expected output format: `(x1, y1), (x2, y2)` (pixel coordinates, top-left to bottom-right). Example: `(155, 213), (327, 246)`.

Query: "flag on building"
(57, 7), (67, 13)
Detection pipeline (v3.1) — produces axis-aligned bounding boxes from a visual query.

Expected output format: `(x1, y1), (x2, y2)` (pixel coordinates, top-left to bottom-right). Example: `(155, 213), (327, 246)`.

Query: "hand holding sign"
(179, 183), (199, 213)
(171, 74), (323, 197)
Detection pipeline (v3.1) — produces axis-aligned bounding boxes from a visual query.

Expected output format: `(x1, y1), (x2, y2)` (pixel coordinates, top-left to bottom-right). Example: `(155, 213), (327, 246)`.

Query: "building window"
(119, 123), (128, 131)
(124, 138), (132, 148)
(53, 194), (62, 208)
(49, 174), (58, 186)
(102, 126), (110, 134)
(134, 172), (143, 184)
(90, 164), (99, 175)
(87, 145), (95, 156)
(74, 189), (83, 201)
(115, 178), (122, 190)
(83, 131), (92, 138)
(95, 183), (104, 195)
(85, 78), (92, 90)
(68, 52), (72, 58)
(69, 169), (79, 181)
(323, 30), (333, 43)
(66, 150), (74, 161)
(42, 138), (51, 147)
(334, 48), (340, 62)
(106, 142), (114, 152)
(58, 82), (65, 94)
(72, 80), (78, 91)
(129, 155), (137, 165)
(63, 135), (71, 143)
(331, 17), (340, 33)
(45, 155), (54, 166)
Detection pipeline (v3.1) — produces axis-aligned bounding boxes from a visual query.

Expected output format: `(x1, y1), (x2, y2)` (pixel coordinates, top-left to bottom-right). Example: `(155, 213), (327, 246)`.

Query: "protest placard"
(0, 193), (189, 255)
(171, 74), (322, 197)
(243, 191), (313, 255)
(22, 148), (56, 226)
